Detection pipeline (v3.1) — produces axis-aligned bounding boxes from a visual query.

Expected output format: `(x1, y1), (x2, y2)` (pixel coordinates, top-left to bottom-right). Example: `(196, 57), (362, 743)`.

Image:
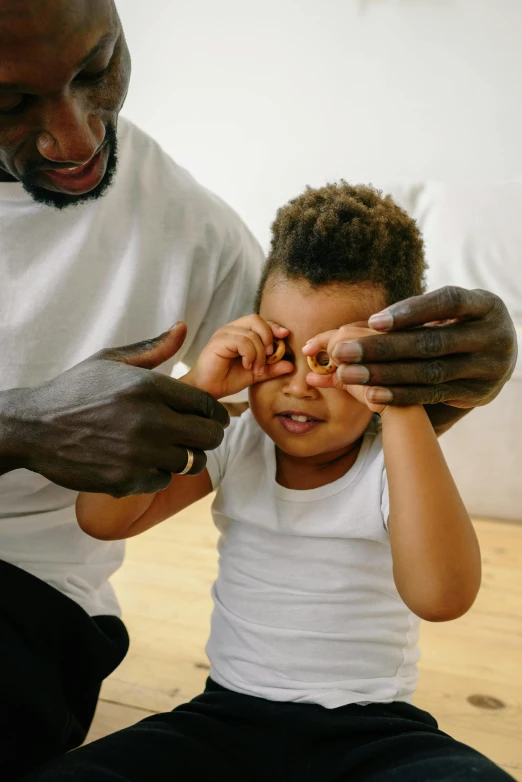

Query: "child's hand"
(182, 316), (293, 398)
(302, 324), (386, 414)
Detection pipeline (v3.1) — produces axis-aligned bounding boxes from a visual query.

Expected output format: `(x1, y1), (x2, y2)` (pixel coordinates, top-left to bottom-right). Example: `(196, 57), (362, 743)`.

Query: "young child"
(28, 184), (514, 781)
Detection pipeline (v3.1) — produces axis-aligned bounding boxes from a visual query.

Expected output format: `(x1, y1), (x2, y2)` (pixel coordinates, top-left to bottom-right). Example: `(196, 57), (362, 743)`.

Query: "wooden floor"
(87, 495), (522, 780)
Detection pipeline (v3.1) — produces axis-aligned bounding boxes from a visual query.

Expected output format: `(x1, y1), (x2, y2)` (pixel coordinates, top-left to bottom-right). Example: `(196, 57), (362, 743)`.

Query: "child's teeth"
(291, 415), (309, 422)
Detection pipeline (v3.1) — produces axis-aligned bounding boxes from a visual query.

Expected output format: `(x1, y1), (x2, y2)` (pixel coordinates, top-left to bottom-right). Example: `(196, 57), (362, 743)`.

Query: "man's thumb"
(109, 322), (188, 370)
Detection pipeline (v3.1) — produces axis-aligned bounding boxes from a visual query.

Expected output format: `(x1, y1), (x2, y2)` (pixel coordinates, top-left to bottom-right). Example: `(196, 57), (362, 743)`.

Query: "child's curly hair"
(255, 181), (426, 310)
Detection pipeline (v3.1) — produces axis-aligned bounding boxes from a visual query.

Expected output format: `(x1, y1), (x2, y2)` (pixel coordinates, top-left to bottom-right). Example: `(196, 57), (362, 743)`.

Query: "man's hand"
(183, 315), (293, 399)
(304, 287), (517, 409)
(0, 323), (230, 497)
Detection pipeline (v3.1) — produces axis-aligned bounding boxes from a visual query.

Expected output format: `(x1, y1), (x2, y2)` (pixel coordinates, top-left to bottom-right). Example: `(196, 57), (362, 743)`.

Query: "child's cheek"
(248, 383), (271, 436)
(247, 383), (264, 417)
(248, 378), (277, 421)
(330, 391), (374, 434)
(249, 377), (271, 403)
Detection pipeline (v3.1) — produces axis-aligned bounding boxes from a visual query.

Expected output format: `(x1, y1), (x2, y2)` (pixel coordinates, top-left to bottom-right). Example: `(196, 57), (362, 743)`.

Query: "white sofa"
(389, 182), (521, 522)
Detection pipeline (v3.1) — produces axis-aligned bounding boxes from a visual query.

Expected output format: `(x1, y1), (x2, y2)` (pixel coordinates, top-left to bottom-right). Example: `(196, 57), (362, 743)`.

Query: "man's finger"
(118, 448), (208, 497)
(365, 383), (457, 407)
(153, 374), (229, 428)
(332, 322), (487, 364)
(104, 322), (188, 369)
(368, 287), (495, 332)
(158, 410), (225, 451)
(109, 446), (208, 498)
(107, 469), (174, 498)
(158, 445), (207, 476)
(336, 354), (496, 388)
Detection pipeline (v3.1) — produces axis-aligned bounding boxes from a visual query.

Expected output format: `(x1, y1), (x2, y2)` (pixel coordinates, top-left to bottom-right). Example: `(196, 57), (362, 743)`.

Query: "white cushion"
(389, 181), (522, 323)
(388, 182), (521, 522)
(439, 330), (521, 522)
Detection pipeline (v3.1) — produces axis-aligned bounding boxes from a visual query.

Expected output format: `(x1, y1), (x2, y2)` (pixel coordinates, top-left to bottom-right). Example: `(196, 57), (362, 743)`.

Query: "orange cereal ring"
(307, 351), (336, 375)
(266, 338), (286, 365)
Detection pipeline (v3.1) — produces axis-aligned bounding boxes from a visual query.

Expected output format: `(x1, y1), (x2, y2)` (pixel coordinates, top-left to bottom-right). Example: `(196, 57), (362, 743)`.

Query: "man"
(0, 0), (517, 779)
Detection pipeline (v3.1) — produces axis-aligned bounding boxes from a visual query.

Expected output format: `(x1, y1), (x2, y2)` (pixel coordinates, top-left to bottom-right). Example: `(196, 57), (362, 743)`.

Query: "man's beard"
(20, 122), (118, 210)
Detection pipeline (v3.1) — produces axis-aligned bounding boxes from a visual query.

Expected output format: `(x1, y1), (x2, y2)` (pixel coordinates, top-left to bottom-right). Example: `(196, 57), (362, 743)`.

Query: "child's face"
(249, 276), (387, 461)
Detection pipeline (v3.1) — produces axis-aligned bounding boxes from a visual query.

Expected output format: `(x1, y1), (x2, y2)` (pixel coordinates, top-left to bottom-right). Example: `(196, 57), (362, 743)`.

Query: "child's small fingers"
(233, 316), (278, 365)
(305, 370), (336, 388)
(244, 330), (270, 376)
(343, 383), (368, 405)
(345, 384), (385, 413)
(226, 315), (285, 356)
(255, 360), (294, 382)
(221, 327), (267, 373)
(242, 315), (277, 352)
(265, 321), (289, 340)
(302, 330), (337, 357)
(248, 317), (289, 361)
(233, 336), (256, 370)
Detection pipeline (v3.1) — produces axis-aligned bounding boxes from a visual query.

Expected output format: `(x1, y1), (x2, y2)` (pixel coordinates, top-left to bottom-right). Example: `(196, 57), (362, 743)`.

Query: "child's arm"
(76, 470), (213, 540)
(382, 405), (481, 622)
(77, 316), (293, 541)
(303, 324), (481, 622)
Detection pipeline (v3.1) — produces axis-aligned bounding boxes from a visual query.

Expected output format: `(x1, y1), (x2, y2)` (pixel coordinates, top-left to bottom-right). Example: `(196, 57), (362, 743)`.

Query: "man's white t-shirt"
(205, 411), (421, 708)
(0, 118), (262, 617)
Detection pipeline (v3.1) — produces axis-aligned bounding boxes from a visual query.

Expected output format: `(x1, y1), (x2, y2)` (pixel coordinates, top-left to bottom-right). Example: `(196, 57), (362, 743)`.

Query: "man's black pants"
(0, 561), (128, 781)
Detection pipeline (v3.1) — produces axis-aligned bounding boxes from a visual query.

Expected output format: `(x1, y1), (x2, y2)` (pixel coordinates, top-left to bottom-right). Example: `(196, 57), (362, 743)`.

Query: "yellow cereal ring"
(266, 338), (286, 365)
(307, 351), (336, 375)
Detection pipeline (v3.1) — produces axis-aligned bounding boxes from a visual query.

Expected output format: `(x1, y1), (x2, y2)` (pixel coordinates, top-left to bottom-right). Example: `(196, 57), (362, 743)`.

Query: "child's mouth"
(277, 411), (323, 435)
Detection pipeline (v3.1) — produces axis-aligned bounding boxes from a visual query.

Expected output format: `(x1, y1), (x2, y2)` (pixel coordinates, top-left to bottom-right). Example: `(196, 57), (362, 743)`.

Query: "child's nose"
(282, 356), (319, 399)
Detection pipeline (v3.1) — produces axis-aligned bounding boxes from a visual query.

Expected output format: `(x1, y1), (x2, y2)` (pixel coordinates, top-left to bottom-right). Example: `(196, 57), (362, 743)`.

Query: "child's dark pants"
(22, 677), (515, 781)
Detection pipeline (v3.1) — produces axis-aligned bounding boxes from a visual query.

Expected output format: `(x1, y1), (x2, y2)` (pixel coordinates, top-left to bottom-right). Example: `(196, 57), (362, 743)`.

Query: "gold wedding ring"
(178, 448), (194, 475)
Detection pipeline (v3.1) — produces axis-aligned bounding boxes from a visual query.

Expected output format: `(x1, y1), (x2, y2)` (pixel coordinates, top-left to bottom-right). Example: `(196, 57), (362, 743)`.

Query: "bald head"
(0, 0), (117, 50)
(0, 0), (130, 207)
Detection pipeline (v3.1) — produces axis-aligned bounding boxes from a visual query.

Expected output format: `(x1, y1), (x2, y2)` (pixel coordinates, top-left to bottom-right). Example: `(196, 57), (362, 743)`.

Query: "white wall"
(117, 0), (522, 251)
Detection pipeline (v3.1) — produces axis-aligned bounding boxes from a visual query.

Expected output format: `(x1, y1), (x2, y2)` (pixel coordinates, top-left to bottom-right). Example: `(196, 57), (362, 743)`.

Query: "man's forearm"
(0, 387), (29, 475)
(424, 403), (473, 437)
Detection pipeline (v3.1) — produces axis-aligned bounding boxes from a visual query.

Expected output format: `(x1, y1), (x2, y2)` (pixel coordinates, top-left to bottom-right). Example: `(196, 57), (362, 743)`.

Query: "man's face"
(0, 0), (131, 208)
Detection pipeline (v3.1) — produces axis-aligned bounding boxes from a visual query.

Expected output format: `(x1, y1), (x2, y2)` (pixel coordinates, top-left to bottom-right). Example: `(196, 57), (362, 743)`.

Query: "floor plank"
(87, 496), (522, 779)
